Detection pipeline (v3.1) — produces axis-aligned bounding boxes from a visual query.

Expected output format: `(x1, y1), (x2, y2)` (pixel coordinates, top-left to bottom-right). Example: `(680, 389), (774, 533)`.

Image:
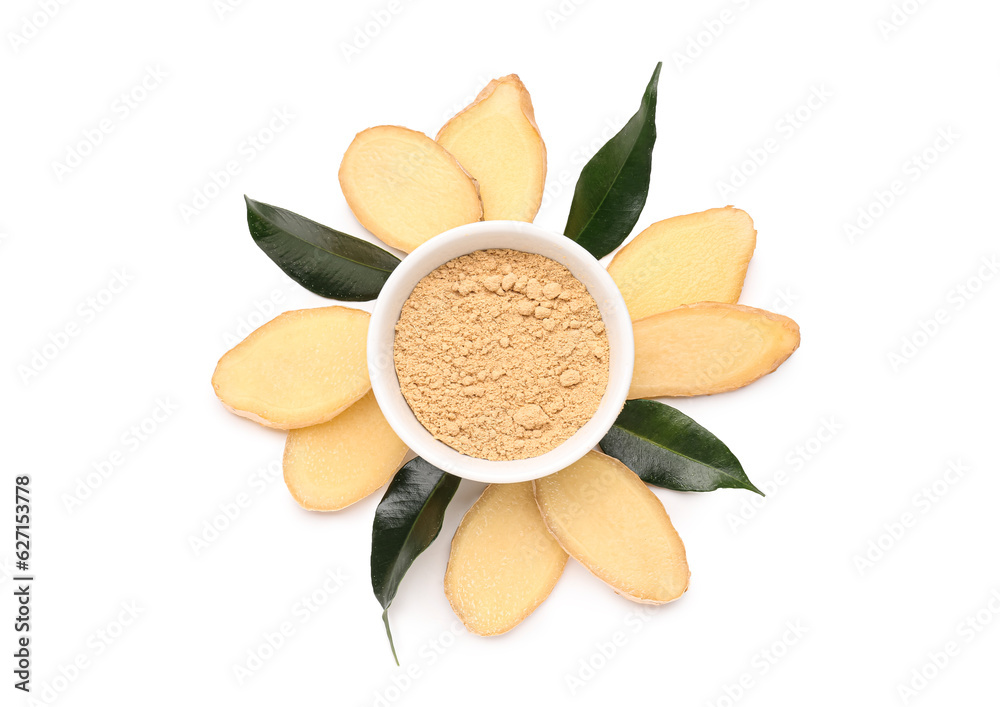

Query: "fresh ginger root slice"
(283, 391), (407, 511)
(533, 451), (689, 604)
(629, 302), (800, 399)
(607, 207), (757, 321)
(339, 126), (483, 252)
(211, 306), (370, 429)
(437, 75), (546, 222)
(445, 482), (567, 635)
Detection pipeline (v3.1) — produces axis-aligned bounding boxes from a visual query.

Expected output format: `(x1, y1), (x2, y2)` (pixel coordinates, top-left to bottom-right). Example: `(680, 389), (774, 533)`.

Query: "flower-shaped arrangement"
(212, 63), (800, 662)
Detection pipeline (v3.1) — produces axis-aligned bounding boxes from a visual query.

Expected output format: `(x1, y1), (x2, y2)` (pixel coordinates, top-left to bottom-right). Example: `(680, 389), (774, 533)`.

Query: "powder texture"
(394, 249), (610, 461)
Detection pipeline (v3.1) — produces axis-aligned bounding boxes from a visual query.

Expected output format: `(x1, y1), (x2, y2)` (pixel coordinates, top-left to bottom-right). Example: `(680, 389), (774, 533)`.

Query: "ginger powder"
(393, 249), (610, 461)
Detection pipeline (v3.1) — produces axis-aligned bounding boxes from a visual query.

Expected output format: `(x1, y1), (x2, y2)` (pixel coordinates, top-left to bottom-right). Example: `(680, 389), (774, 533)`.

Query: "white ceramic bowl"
(368, 220), (634, 483)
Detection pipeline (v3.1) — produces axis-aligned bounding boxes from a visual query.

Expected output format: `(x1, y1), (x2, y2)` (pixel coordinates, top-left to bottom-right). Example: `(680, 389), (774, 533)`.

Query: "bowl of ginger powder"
(368, 221), (633, 483)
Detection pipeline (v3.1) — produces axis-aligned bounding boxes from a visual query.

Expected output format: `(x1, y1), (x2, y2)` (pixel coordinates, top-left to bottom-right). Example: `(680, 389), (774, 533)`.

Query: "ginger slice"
(607, 207), (757, 321)
(444, 482), (567, 636)
(533, 451), (689, 604)
(339, 126), (483, 252)
(629, 302), (800, 399)
(283, 391), (407, 511)
(211, 306), (370, 429)
(437, 75), (546, 222)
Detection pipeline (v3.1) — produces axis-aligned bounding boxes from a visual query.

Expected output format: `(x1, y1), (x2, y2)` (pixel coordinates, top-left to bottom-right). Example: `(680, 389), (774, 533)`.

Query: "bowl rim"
(367, 220), (634, 484)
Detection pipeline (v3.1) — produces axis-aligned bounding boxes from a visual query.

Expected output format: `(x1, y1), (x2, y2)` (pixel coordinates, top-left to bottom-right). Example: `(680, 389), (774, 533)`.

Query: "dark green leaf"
(563, 62), (661, 260)
(600, 399), (762, 495)
(371, 458), (461, 664)
(245, 196), (400, 300)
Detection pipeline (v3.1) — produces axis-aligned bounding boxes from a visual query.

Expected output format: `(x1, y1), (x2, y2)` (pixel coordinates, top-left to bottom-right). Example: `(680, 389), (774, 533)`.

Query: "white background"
(3, 0), (999, 705)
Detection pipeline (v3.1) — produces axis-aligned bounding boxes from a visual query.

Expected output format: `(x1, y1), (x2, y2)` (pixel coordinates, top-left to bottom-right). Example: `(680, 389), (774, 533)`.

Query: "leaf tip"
(382, 608), (400, 666)
(648, 62), (662, 92)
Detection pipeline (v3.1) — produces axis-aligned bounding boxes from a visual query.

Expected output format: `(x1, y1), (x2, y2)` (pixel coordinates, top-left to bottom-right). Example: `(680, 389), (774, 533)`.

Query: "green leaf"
(563, 62), (661, 260)
(600, 399), (762, 495)
(370, 458), (461, 664)
(245, 196), (400, 301)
